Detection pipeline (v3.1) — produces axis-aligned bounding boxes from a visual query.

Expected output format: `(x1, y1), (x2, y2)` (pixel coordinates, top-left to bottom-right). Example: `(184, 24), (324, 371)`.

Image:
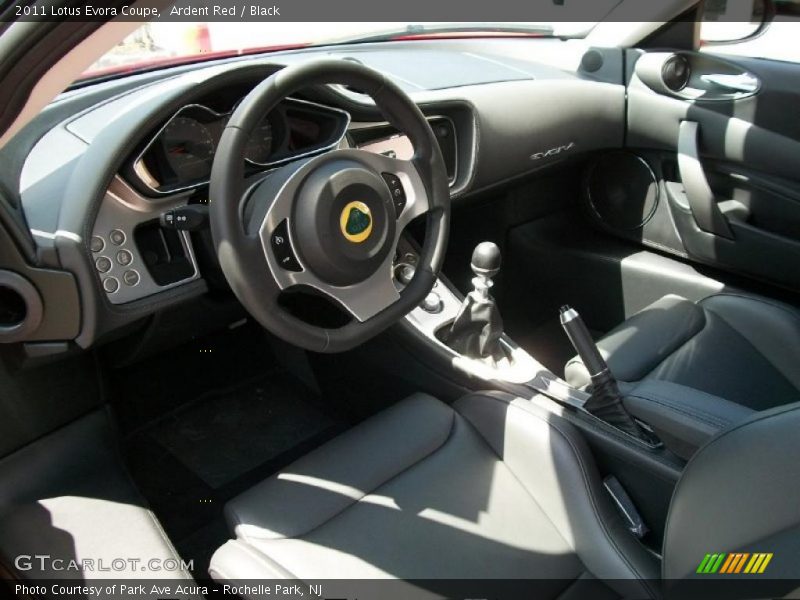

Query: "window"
(701, 0), (800, 64)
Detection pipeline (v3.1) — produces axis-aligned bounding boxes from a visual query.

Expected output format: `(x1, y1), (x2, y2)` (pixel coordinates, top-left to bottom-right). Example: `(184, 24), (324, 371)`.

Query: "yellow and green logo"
(696, 553), (773, 575)
(340, 201), (373, 243)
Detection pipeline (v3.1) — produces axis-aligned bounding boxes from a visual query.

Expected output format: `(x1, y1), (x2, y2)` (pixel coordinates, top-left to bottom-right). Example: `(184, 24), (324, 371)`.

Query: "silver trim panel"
(257, 149), (431, 323)
(92, 177), (201, 305)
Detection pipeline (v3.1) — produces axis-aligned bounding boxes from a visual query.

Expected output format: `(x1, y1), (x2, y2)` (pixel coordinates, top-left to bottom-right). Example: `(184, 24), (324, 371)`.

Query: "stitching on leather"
(636, 391), (730, 425)
(701, 292), (800, 328)
(627, 393), (729, 429)
(238, 405), (458, 542)
(460, 393), (657, 599)
(569, 298), (705, 385)
(507, 397), (658, 598)
(631, 304), (706, 383)
(456, 404), (586, 557)
(143, 508), (194, 577)
(635, 312), (711, 384)
(553, 400), (684, 477)
(236, 540), (298, 579)
(700, 294), (800, 392)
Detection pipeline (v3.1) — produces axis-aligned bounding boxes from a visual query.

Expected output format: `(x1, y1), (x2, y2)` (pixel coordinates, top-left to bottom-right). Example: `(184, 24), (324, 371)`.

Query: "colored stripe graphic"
(696, 554), (713, 573)
(734, 553), (749, 573)
(719, 553), (736, 573)
(757, 553), (773, 573)
(700, 553), (774, 574)
(720, 553), (737, 574)
(710, 553), (726, 573)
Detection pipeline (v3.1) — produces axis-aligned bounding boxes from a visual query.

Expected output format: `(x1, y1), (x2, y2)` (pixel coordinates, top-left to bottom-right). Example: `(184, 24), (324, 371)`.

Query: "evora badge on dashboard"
(530, 142), (576, 161)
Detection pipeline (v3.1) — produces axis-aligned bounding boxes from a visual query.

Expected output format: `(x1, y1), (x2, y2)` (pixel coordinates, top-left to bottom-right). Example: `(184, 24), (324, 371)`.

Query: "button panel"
(270, 219), (302, 272)
(116, 249), (133, 266)
(91, 179), (202, 305)
(122, 269), (140, 287)
(103, 277), (120, 294)
(95, 256), (112, 273)
(421, 291), (443, 314)
(109, 229), (126, 246)
(381, 172), (407, 217)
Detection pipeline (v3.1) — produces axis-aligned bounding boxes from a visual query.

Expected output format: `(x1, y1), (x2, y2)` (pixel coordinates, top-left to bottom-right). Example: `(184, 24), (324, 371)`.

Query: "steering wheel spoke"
(353, 150), (432, 229)
(281, 258), (401, 322)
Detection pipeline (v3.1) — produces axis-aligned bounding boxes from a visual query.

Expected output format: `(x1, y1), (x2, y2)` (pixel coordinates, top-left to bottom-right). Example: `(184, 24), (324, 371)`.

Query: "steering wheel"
(209, 60), (450, 353)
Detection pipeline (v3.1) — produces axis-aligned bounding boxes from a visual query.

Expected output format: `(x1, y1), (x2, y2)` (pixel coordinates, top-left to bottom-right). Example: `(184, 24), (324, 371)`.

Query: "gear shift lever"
(445, 242), (505, 360)
(470, 242), (502, 300)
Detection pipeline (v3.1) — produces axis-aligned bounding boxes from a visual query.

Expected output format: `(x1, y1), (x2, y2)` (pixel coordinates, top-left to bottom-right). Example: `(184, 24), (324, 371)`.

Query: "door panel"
(621, 49), (800, 291)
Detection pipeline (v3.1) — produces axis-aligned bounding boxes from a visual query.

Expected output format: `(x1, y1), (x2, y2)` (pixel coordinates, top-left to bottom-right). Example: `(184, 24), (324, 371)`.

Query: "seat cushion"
(210, 393), (658, 598)
(0, 410), (196, 585)
(565, 293), (800, 410)
(664, 402), (800, 582)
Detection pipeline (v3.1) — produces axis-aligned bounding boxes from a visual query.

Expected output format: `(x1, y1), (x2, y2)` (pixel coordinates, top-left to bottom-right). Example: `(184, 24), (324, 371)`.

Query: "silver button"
(109, 229), (126, 245)
(421, 292), (442, 313)
(122, 269), (140, 287)
(103, 277), (120, 294)
(95, 256), (112, 273)
(90, 236), (105, 253)
(396, 264), (415, 285)
(116, 249), (133, 266)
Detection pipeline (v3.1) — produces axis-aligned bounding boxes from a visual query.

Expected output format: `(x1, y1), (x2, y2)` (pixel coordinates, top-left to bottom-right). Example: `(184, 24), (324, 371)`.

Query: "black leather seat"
(209, 392), (800, 598)
(565, 293), (800, 410)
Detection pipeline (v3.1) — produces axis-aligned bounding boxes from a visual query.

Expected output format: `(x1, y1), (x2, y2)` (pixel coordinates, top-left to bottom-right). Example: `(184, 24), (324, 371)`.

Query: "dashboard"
(10, 40), (628, 350)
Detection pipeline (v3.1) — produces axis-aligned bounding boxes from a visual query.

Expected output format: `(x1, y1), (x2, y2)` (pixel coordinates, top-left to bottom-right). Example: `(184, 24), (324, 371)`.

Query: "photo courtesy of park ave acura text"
(1, 1), (800, 599)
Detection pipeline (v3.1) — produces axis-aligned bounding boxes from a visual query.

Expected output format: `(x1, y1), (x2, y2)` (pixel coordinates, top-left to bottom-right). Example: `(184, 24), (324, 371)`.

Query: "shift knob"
(471, 242), (501, 278)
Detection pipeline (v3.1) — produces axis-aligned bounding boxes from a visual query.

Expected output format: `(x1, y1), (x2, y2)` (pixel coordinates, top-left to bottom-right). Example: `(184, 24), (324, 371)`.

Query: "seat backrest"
(663, 402), (800, 580)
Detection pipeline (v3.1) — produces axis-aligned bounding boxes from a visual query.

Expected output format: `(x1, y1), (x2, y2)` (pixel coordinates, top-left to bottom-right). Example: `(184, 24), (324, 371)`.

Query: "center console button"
(109, 229), (126, 246)
(90, 236), (105, 253)
(270, 220), (302, 272)
(421, 291), (443, 314)
(122, 269), (140, 287)
(116, 249), (133, 266)
(103, 277), (120, 294)
(395, 264), (415, 285)
(95, 256), (112, 273)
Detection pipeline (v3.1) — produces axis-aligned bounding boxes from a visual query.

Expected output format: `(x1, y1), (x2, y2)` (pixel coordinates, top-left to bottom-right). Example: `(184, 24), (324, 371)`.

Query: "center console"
(394, 237), (543, 385)
(394, 234), (749, 548)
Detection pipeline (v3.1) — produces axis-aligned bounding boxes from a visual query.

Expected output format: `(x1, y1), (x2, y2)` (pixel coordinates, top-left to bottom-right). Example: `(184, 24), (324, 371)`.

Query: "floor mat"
(147, 373), (338, 488)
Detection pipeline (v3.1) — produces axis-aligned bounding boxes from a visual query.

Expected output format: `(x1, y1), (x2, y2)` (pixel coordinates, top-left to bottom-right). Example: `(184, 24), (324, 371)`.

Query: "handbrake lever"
(560, 305), (659, 445)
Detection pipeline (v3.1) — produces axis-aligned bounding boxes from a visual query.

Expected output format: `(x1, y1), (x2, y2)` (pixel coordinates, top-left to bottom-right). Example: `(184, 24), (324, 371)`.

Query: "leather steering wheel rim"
(209, 59), (450, 353)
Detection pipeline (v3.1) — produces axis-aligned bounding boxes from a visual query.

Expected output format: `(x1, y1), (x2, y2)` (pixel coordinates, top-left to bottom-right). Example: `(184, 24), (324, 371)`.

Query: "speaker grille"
(662, 54), (691, 92)
(586, 152), (659, 231)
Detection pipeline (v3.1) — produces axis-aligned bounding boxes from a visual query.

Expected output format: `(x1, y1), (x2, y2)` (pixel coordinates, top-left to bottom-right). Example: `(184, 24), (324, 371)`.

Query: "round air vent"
(0, 270), (43, 343)
(586, 152), (659, 231)
(662, 54), (691, 92)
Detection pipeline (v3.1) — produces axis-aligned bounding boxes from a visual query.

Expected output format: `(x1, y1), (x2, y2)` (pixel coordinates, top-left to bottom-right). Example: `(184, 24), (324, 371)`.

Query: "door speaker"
(586, 152), (659, 231)
(0, 270), (42, 343)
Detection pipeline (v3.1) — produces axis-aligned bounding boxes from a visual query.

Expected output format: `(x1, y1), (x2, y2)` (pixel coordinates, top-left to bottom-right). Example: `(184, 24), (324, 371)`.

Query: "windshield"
(80, 22), (597, 82)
